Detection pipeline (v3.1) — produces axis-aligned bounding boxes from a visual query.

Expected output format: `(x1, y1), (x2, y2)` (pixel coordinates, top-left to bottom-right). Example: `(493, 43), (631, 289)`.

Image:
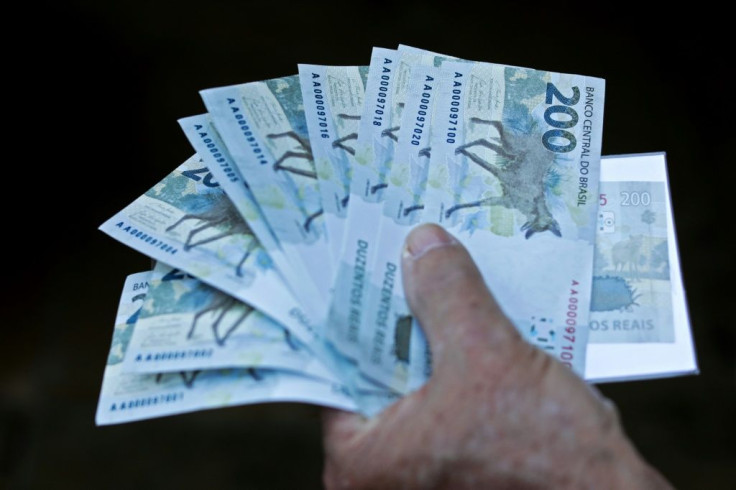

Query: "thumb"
(401, 223), (522, 370)
(320, 407), (372, 484)
(321, 407), (368, 447)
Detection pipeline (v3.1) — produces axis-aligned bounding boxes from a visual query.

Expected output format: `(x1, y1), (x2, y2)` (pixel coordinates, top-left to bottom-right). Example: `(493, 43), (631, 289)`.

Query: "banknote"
(357, 64), (444, 393)
(585, 152), (696, 381)
(199, 75), (333, 323)
(122, 262), (341, 382)
(177, 113), (317, 312)
(422, 59), (606, 376)
(97, 155), (325, 358)
(589, 158), (675, 343)
(297, 64), (369, 265)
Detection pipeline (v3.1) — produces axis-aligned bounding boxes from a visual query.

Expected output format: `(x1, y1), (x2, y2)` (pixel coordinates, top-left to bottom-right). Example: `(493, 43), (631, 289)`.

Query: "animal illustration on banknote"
(331, 115), (360, 157)
(381, 125), (400, 143)
(283, 329), (301, 351)
(444, 117), (562, 239)
(187, 294), (254, 347)
(268, 131), (317, 179)
(266, 131), (324, 232)
(165, 197), (259, 278)
(401, 148), (431, 218)
(370, 102), (406, 195)
(611, 235), (645, 281)
(184, 282), (303, 349)
(153, 367), (263, 389)
(402, 203), (426, 217)
(649, 240), (669, 276)
(155, 370), (201, 388)
(331, 112), (361, 208)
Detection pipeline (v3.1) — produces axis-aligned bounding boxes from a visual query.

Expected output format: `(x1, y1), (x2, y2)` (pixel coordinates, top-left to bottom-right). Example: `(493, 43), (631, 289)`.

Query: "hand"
(322, 223), (673, 489)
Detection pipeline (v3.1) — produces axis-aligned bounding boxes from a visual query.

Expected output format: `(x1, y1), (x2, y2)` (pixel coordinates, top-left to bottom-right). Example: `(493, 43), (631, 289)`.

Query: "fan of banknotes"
(96, 45), (694, 425)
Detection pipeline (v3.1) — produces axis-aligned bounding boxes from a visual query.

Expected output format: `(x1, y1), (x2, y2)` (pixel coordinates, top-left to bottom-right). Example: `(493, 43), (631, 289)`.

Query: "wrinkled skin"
(322, 224), (673, 490)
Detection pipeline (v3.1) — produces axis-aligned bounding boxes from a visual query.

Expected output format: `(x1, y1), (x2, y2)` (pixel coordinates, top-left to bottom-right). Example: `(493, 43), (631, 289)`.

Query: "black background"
(4, 1), (734, 488)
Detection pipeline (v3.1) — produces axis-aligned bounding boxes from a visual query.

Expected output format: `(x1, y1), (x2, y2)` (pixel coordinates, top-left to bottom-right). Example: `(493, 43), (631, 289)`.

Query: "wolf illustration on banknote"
(187, 294), (254, 346)
(611, 234), (645, 281)
(153, 367), (264, 389)
(155, 370), (201, 388)
(266, 130), (325, 232)
(165, 197), (259, 278)
(331, 112), (361, 209)
(445, 117), (561, 239)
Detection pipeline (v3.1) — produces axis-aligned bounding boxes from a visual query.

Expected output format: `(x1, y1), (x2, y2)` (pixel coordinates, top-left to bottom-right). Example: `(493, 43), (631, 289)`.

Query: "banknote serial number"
(108, 392), (184, 413)
(310, 74), (331, 139)
(559, 279), (581, 368)
(133, 349), (214, 362)
(196, 130), (239, 183)
(228, 100), (268, 166)
(411, 76), (435, 147)
(445, 74), (463, 144)
(114, 221), (178, 255)
(372, 59), (393, 127)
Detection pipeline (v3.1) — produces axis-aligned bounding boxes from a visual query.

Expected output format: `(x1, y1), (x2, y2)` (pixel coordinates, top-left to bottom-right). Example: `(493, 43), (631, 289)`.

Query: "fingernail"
(403, 224), (456, 260)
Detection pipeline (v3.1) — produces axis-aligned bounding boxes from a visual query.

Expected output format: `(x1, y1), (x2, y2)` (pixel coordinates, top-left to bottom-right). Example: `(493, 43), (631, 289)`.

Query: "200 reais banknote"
(422, 59), (605, 377)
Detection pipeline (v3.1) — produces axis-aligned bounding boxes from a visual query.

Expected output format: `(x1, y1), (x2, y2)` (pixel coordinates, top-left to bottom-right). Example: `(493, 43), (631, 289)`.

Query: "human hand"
(322, 224), (673, 489)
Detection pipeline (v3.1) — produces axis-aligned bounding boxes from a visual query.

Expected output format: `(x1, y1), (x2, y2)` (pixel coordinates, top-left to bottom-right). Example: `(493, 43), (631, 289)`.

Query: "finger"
(401, 223), (522, 367)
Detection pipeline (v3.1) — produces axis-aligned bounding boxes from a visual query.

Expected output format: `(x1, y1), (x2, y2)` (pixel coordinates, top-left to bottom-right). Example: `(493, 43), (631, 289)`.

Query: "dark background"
(4, 1), (734, 488)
